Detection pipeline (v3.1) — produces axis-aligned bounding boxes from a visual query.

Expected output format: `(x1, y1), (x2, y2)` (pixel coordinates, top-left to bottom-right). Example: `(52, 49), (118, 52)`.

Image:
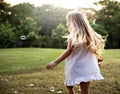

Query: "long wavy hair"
(66, 10), (105, 56)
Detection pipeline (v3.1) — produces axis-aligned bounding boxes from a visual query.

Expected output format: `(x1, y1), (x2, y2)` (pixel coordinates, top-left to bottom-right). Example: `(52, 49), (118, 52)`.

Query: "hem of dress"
(64, 74), (104, 86)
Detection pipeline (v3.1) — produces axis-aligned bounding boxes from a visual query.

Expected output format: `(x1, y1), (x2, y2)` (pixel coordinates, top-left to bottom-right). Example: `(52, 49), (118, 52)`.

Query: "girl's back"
(65, 44), (104, 86)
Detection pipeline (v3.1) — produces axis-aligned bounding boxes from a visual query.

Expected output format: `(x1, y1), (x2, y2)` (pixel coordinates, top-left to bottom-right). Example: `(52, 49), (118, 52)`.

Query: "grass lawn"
(0, 48), (120, 94)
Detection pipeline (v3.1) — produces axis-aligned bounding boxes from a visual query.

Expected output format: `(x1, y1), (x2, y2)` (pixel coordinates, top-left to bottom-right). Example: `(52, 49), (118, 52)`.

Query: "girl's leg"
(80, 82), (90, 94)
(66, 86), (75, 94)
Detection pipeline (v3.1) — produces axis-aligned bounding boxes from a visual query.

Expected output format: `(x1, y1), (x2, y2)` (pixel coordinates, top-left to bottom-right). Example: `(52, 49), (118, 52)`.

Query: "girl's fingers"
(98, 58), (103, 62)
(45, 63), (54, 70)
(45, 62), (57, 70)
(46, 64), (51, 69)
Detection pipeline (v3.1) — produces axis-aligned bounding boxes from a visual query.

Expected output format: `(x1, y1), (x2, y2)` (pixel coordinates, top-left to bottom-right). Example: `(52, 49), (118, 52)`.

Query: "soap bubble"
(50, 87), (55, 92)
(20, 35), (26, 40)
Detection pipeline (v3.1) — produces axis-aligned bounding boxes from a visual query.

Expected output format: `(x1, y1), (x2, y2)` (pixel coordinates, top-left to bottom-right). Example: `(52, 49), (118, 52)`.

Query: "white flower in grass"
(57, 89), (62, 94)
(28, 83), (35, 87)
(13, 91), (18, 94)
(50, 87), (55, 92)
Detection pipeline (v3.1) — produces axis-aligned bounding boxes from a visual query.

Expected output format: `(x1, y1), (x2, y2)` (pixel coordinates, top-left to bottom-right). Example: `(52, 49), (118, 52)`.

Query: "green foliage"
(0, 0), (11, 23)
(52, 23), (68, 48)
(9, 3), (34, 26)
(16, 17), (41, 47)
(0, 0), (120, 48)
(33, 4), (68, 36)
(90, 21), (108, 36)
(18, 17), (39, 35)
(32, 5), (68, 48)
(27, 32), (38, 41)
(26, 31), (40, 47)
(0, 21), (15, 48)
(95, 0), (120, 48)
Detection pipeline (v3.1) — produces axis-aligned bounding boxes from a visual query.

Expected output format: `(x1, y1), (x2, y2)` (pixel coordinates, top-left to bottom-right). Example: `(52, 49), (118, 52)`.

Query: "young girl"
(45, 10), (105, 94)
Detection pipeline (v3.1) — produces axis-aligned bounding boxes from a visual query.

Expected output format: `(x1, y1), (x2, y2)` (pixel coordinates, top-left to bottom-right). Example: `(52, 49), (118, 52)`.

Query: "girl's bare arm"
(45, 42), (73, 70)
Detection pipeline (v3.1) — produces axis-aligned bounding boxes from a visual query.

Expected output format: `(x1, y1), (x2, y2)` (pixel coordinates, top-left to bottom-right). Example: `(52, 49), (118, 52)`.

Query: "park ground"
(0, 48), (120, 94)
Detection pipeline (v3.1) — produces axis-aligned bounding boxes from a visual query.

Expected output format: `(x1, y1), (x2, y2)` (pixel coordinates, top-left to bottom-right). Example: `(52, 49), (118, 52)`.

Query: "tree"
(9, 3), (34, 27)
(26, 31), (41, 47)
(0, 21), (15, 48)
(18, 17), (39, 35)
(0, 0), (11, 23)
(16, 17), (41, 47)
(51, 23), (68, 48)
(95, 0), (120, 48)
(33, 4), (68, 36)
(90, 21), (108, 36)
(32, 4), (68, 48)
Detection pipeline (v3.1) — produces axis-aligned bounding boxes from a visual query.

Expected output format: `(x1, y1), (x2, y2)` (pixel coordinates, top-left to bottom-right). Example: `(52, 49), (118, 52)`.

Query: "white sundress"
(64, 45), (104, 86)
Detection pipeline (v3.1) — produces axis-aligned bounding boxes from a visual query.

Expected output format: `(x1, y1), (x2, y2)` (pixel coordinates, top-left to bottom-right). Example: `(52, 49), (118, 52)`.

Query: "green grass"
(0, 48), (64, 75)
(0, 48), (120, 94)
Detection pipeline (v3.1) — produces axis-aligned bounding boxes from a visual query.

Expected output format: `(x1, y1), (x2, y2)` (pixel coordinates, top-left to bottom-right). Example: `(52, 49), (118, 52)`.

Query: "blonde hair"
(66, 10), (105, 56)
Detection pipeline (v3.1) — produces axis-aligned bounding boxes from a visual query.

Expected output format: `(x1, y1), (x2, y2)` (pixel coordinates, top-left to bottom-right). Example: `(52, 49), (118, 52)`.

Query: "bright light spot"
(5, 0), (103, 10)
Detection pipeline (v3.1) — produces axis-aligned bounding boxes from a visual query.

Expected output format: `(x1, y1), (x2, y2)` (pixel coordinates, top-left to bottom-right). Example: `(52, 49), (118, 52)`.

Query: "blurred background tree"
(51, 23), (68, 48)
(0, 21), (15, 48)
(94, 0), (120, 48)
(32, 4), (68, 47)
(0, 0), (119, 49)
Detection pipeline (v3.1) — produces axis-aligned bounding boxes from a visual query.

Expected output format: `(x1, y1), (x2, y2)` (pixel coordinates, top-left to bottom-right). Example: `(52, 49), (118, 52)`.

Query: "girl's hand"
(97, 58), (103, 67)
(98, 58), (103, 62)
(45, 61), (57, 70)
